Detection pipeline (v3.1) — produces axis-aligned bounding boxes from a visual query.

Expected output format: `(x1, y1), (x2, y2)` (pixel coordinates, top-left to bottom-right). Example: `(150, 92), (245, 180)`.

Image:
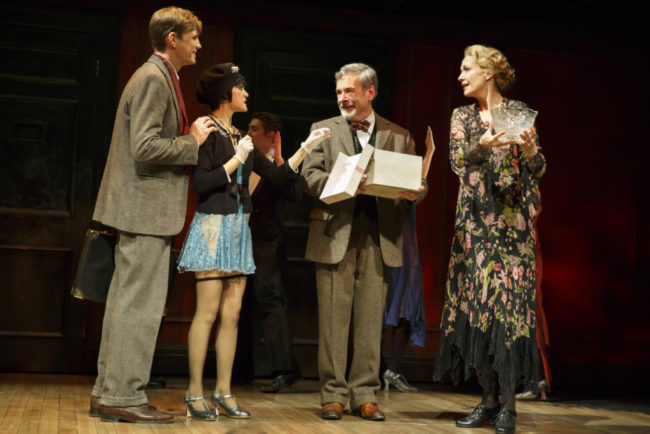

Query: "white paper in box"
(319, 145), (374, 204)
(363, 148), (422, 199)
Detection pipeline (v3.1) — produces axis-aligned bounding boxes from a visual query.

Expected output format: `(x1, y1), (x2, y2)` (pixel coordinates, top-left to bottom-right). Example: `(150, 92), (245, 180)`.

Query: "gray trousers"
(92, 231), (171, 407)
(316, 212), (389, 410)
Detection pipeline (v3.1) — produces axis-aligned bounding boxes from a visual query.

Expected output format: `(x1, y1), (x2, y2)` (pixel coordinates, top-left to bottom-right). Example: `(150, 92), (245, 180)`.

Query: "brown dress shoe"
(99, 404), (173, 423)
(89, 396), (100, 417)
(355, 403), (385, 421)
(320, 402), (343, 420)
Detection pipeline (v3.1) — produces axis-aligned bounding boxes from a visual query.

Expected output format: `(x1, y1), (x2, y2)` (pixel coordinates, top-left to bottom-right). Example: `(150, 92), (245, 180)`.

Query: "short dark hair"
(196, 63), (246, 109)
(251, 112), (282, 134)
(149, 6), (202, 52)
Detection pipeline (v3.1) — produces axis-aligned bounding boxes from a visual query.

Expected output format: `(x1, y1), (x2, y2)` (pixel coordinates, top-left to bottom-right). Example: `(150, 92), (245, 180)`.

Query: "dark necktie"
(349, 120), (370, 133)
(153, 53), (189, 135)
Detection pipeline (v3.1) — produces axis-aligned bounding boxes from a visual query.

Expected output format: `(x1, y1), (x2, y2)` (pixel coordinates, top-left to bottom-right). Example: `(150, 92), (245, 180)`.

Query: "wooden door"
(0, 6), (120, 372)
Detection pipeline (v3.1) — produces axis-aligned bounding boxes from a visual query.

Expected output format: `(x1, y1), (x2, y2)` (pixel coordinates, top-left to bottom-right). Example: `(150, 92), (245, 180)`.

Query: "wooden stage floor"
(1, 373), (649, 433)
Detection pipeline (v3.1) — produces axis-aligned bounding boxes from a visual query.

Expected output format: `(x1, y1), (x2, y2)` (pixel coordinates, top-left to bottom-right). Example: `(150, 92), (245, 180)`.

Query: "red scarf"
(153, 53), (189, 135)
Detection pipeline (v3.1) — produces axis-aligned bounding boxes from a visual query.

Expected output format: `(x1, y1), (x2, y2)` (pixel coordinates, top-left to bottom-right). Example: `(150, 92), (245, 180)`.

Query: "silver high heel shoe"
(211, 391), (251, 418)
(383, 369), (418, 392)
(516, 379), (548, 400)
(184, 391), (217, 420)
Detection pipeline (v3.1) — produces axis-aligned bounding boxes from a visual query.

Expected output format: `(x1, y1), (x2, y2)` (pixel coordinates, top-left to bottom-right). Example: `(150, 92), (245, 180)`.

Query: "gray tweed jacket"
(93, 55), (199, 236)
(300, 113), (427, 267)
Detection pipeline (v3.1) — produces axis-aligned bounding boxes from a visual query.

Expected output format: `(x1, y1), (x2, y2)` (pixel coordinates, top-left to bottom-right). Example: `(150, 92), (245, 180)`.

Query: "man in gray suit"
(89, 6), (216, 423)
(301, 63), (426, 421)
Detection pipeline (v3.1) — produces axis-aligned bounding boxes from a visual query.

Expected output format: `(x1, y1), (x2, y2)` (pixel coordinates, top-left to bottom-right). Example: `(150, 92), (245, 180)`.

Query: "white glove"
(300, 128), (331, 153)
(234, 135), (254, 164)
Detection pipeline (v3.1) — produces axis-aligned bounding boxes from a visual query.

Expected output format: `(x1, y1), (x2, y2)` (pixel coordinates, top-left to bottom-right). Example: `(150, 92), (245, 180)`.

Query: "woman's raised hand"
(425, 126), (435, 155)
(422, 126), (435, 178)
(234, 135), (254, 163)
(479, 121), (517, 149)
(300, 128), (331, 153)
(519, 126), (538, 159)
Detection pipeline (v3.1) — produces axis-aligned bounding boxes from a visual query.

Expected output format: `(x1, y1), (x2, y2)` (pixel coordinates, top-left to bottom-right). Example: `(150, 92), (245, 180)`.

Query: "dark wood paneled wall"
(0, 4), (120, 372)
(2, 1), (648, 390)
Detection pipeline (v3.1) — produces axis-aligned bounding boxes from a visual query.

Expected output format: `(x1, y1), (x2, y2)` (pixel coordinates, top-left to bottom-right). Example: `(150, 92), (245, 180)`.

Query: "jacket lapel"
(149, 55), (180, 125)
(374, 114), (394, 151)
(331, 116), (356, 156)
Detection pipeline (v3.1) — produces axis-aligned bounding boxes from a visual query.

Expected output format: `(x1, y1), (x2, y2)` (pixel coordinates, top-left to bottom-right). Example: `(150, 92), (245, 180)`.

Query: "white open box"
(363, 148), (422, 199)
(319, 146), (421, 204)
(319, 145), (373, 204)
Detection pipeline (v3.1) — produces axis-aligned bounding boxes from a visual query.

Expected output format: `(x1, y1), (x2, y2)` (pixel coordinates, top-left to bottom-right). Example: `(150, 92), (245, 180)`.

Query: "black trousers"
(251, 238), (299, 375)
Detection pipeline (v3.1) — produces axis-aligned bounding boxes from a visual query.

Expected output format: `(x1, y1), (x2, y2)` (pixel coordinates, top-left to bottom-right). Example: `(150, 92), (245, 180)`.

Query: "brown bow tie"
(349, 120), (370, 133)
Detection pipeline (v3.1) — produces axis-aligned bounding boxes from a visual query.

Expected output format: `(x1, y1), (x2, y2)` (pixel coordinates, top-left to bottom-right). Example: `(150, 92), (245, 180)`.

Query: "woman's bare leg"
(187, 277), (223, 397)
(214, 276), (247, 408)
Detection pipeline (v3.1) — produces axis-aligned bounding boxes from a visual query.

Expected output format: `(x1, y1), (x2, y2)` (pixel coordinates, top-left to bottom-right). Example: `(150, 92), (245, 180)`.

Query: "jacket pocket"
(136, 162), (170, 179)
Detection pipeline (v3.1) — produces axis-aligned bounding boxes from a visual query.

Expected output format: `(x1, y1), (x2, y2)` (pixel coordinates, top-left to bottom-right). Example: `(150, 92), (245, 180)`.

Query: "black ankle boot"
(456, 403), (500, 428)
(493, 408), (517, 433)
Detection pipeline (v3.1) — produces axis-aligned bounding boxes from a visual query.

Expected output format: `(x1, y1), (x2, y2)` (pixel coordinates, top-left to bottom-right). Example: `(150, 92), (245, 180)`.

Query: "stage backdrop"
(0, 1), (647, 391)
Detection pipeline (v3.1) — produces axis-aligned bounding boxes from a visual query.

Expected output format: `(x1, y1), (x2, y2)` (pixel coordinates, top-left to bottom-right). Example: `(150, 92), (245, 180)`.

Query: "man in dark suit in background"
(90, 6), (215, 423)
(301, 63), (426, 421)
(247, 112), (302, 392)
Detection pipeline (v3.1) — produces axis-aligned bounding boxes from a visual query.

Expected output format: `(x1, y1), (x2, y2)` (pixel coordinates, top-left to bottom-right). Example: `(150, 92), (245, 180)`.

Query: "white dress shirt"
(355, 111), (376, 148)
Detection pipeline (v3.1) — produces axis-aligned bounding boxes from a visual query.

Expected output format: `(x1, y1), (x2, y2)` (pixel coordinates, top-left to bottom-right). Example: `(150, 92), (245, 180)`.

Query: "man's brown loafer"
(99, 404), (173, 423)
(321, 402), (343, 420)
(355, 402), (385, 421)
(89, 396), (101, 417)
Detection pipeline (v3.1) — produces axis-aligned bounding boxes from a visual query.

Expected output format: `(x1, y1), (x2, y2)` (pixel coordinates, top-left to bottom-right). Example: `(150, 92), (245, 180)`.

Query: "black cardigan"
(193, 127), (296, 215)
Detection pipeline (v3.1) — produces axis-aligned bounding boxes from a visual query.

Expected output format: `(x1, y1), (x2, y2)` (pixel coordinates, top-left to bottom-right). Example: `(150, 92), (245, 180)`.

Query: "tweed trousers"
(316, 210), (389, 409)
(92, 231), (171, 407)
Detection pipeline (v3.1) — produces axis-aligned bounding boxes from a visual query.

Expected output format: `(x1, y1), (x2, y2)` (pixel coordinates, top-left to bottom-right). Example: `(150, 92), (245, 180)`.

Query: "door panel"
(0, 6), (120, 372)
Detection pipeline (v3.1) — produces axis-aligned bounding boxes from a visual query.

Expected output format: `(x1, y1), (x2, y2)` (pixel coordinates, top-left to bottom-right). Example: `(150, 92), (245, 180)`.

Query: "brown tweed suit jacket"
(93, 55), (199, 236)
(300, 113), (427, 267)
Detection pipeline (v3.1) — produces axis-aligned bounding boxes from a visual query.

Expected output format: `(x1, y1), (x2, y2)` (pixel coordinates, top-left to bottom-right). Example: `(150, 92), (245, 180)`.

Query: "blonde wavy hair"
(464, 44), (515, 92)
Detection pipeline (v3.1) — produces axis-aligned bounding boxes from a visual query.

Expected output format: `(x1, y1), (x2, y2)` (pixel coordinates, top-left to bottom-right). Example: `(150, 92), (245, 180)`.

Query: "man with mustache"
(301, 63), (427, 421)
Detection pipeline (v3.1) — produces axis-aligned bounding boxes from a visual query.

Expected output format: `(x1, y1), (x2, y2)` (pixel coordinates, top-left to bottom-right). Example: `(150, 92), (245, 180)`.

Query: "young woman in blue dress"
(177, 63), (329, 420)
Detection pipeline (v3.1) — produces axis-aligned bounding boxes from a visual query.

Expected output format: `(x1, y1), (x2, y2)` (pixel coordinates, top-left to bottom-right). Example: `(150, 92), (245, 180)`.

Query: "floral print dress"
(433, 99), (546, 393)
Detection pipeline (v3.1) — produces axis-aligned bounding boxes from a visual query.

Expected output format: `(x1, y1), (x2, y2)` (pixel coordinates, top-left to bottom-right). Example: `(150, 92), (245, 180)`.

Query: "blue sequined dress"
(177, 164), (255, 274)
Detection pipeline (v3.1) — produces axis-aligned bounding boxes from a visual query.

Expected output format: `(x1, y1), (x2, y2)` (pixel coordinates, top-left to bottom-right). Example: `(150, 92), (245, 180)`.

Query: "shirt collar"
(361, 111), (375, 134)
(155, 52), (180, 79)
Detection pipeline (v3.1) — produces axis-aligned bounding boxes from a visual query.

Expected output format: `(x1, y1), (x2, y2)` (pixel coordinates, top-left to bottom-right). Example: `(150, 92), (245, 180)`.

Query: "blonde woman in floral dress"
(433, 45), (546, 434)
